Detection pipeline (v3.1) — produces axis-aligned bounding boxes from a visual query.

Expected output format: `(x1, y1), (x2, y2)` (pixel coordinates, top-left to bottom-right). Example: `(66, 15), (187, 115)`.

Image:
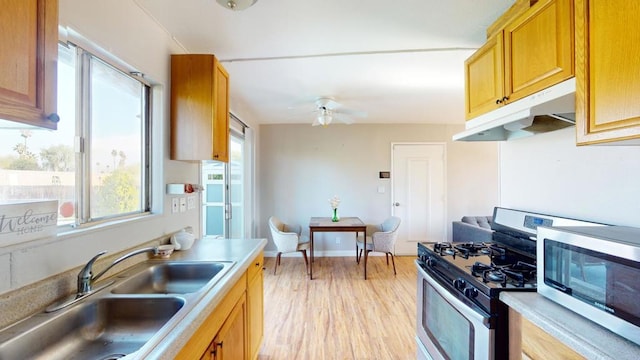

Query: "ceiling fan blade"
(335, 108), (367, 118)
(315, 97), (337, 108)
(333, 114), (354, 125)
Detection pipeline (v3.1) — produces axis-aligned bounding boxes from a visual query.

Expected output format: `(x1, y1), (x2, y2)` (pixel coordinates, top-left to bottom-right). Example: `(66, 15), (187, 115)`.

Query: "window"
(0, 42), (151, 227)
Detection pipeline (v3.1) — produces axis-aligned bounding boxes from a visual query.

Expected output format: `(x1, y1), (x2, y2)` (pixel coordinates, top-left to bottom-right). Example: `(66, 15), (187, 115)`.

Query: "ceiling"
(135, 0), (515, 125)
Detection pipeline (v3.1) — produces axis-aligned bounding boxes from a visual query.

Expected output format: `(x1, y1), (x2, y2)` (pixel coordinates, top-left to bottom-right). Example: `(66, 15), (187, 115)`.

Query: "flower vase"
(332, 208), (339, 222)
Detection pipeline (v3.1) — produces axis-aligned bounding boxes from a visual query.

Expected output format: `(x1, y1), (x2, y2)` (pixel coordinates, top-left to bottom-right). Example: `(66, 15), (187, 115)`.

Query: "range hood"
(453, 78), (576, 142)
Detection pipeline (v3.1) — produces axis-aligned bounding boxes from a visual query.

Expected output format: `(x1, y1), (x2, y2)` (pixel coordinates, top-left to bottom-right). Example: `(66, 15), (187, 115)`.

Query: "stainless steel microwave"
(537, 226), (640, 346)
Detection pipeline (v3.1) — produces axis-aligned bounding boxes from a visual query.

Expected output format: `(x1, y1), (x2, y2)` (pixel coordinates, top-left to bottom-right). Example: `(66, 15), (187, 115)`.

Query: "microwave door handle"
(545, 278), (573, 295)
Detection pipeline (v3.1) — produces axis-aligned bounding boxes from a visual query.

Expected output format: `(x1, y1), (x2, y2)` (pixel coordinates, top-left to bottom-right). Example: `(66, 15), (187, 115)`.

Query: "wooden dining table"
(308, 217), (367, 279)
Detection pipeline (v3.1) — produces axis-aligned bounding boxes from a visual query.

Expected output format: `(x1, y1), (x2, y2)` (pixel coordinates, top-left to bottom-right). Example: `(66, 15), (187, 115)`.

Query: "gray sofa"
(452, 216), (493, 243)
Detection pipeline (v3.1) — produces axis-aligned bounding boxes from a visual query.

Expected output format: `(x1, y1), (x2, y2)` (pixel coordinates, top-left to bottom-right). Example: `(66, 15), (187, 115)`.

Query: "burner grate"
(472, 261), (537, 288)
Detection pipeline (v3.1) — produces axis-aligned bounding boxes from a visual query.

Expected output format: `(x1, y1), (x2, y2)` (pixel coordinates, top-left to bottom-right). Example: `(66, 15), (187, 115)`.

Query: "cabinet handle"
(47, 113), (60, 123)
(212, 341), (223, 356)
(502, 96), (509, 103)
(255, 262), (260, 267)
(495, 99), (502, 104)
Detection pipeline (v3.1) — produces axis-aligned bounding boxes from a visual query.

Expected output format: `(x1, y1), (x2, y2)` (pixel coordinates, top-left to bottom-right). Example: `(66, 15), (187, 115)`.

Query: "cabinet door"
(213, 294), (247, 360)
(170, 54), (230, 161)
(247, 253), (264, 360)
(504, 0), (574, 103)
(0, 0), (58, 129)
(212, 60), (229, 162)
(509, 308), (584, 360)
(200, 342), (215, 360)
(464, 32), (505, 120)
(575, 0), (640, 145)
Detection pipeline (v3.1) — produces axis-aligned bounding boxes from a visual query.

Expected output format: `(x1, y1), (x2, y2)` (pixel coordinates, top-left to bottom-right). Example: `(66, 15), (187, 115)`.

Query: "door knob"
(394, 202), (400, 206)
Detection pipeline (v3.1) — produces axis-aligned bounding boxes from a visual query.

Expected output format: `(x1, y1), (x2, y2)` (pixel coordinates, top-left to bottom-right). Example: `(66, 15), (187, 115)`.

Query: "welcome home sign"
(0, 201), (58, 246)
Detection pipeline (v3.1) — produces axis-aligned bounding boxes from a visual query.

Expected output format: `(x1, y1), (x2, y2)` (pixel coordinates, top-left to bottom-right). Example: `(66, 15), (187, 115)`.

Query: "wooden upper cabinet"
(0, 0), (59, 129)
(575, 0), (640, 145)
(465, 32), (505, 119)
(464, 0), (574, 120)
(504, 0), (574, 103)
(171, 54), (230, 162)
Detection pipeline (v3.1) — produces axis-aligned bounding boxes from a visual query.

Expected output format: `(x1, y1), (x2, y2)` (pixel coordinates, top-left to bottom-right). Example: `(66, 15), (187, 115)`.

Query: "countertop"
(500, 292), (640, 360)
(133, 236), (267, 359)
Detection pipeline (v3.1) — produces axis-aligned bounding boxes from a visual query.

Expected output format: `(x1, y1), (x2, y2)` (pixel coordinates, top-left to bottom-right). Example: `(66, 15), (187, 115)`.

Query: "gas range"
(418, 241), (537, 314)
(416, 207), (601, 360)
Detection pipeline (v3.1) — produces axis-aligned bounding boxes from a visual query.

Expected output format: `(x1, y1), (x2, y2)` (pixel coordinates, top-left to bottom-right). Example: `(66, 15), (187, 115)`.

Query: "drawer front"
(247, 252), (264, 280)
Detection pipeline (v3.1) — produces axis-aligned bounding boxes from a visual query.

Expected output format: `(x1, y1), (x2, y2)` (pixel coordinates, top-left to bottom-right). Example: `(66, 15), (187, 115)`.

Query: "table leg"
(310, 230), (314, 280)
(364, 229), (367, 280)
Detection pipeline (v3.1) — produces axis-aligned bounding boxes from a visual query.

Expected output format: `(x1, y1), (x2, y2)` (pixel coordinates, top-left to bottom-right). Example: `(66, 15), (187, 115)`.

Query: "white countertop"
(500, 292), (640, 360)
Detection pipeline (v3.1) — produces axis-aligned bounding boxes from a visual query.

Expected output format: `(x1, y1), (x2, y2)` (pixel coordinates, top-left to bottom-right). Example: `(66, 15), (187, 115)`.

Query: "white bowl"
(156, 244), (175, 258)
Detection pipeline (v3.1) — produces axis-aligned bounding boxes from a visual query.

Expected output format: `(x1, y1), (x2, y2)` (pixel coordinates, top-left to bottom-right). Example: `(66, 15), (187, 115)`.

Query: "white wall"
(258, 123), (499, 253)
(500, 127), (640, 226)
(0, 0), (203, 294)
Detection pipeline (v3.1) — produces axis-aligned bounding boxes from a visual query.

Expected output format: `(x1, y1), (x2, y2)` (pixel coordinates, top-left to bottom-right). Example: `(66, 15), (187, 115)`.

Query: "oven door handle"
(418, 265), (491, 325)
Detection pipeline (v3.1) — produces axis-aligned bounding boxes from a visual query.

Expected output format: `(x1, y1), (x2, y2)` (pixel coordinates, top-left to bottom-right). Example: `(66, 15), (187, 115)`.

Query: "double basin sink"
(0, 260), (235, 359)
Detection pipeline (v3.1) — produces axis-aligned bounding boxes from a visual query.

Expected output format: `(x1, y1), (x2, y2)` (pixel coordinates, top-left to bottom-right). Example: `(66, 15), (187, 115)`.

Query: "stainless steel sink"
(111, 261), (232, 294)
(0, 260), (235, 359)
(0, 297), (184, 360)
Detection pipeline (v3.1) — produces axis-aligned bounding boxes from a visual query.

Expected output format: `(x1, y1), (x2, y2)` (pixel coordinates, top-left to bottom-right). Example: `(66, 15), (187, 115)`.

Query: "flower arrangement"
(329, 195), (340, 222)
(329, 195), (341, 209)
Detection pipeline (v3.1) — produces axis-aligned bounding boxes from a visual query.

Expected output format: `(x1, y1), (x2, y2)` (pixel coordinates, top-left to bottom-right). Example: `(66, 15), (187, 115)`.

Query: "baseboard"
(263, 250), (387, 258)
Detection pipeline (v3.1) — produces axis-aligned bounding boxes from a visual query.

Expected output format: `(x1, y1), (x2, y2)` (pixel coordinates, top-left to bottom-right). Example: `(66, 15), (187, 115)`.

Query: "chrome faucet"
(76, 246), (160, 297)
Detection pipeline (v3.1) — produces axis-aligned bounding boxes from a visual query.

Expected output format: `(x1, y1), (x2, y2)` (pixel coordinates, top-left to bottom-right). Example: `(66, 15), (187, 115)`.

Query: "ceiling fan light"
(318, 113), (332, 126)
(216, 0), (258, 11)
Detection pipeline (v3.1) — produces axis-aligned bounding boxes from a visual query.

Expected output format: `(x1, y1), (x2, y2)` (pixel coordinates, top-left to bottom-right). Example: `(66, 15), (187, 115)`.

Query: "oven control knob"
(426, 257), (436, 267)
(453, 278), (466, 290)
(464, 287), (479, 299)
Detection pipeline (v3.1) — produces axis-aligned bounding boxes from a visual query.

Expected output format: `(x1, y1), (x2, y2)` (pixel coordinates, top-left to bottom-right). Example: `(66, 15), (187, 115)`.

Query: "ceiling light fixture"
(318, 108), (333, 126)
(216, 0), (258, 11)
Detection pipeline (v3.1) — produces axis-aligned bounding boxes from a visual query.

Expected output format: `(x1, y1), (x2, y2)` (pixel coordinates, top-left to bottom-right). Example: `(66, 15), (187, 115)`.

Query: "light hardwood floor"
(258, 255), (417, 360)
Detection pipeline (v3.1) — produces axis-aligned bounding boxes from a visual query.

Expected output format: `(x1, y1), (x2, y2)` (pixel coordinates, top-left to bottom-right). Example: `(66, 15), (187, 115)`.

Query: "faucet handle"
(81, 251), (108, 274)
(77, 251), (107, 296)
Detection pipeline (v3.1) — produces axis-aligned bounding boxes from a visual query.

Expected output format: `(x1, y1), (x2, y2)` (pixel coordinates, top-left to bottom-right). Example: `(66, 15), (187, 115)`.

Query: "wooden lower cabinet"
(206, 294), (247, 360)
(176, 252), (264, 360)
(509, 308), (584, 360)
(247, 253), (264, 360)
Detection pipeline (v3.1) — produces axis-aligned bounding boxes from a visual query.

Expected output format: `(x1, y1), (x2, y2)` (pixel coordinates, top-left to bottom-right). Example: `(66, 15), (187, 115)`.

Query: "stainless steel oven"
(416, 263), (494, 360)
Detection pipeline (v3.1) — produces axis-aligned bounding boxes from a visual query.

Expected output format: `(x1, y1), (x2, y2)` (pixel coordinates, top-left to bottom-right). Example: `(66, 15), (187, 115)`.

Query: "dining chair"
(268, 216), (310, 275)
(356, 216), (401, 275)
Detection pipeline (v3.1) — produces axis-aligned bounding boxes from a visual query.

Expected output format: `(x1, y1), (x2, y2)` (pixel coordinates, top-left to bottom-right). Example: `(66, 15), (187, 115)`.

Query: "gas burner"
(472, 261), (537, 288)
(433, 242), (453, 256)
(454, 242), (492, 259)
(471, 262), (493, 275)
(433, 242), (494, 259)
(486, 270), (506, 283)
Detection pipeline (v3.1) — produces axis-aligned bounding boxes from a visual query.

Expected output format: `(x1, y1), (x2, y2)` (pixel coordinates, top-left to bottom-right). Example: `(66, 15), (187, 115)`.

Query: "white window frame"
(62, 41), (153, 228)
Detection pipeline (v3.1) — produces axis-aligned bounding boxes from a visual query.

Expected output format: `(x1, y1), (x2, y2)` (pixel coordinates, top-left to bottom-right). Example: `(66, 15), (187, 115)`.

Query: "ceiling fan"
(311, 97), (366, 127)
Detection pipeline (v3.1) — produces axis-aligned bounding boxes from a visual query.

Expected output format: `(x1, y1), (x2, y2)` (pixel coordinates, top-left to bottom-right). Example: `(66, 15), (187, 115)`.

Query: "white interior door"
(392, 143), (446, 255)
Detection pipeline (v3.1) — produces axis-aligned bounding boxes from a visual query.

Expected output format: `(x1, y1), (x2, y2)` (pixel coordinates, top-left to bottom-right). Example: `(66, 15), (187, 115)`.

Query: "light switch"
(187, 196), (196, 210)
(377, 186), (385, 194)
(171, 198), (179, 213)
(179, 197), (187, 212)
